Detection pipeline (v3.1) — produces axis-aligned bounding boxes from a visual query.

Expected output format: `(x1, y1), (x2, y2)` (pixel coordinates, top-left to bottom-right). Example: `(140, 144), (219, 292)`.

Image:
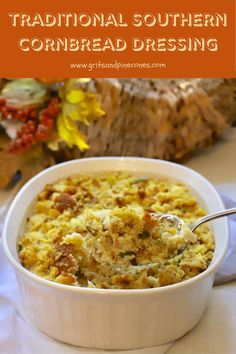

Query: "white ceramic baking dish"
(2, 157), (229, 350)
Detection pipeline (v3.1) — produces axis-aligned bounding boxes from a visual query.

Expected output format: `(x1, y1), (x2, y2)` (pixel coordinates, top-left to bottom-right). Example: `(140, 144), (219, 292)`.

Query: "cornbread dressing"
(18, 173), (214, 289)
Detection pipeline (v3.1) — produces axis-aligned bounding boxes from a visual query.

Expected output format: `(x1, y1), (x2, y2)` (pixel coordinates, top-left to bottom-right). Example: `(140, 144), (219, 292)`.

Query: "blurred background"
(1, 78), (236, 354)
(0, 78), (236, 195)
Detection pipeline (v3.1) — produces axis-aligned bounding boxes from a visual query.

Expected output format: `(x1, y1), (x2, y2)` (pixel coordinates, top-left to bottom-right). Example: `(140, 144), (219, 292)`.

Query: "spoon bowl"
(154, 207), (236, 233)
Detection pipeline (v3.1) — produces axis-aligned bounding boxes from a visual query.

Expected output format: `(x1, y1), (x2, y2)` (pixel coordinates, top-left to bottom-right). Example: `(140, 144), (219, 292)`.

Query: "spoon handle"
(191, 207), (236, 232)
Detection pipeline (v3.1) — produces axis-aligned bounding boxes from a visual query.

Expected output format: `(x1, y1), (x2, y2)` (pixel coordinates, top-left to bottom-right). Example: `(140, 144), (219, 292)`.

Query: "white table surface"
(169, 127), (236, 354)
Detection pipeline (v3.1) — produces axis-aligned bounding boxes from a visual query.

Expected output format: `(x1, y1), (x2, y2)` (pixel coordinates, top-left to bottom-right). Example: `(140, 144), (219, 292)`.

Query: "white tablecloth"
(169, 128), (236, 354)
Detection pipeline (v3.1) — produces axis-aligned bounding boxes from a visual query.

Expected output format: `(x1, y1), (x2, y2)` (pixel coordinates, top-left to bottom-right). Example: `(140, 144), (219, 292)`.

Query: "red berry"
(30, 110), (37, 118)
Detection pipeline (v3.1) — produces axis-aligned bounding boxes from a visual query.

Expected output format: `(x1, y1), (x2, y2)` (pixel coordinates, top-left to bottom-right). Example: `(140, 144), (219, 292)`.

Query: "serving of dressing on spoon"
(145, 207), (235, 258)
(153, 207), (236, 233)
(77, 207), (236, 261)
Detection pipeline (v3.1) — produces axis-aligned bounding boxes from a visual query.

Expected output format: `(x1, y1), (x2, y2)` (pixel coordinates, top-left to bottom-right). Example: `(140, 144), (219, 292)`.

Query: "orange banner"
(0, 0), (235, 77)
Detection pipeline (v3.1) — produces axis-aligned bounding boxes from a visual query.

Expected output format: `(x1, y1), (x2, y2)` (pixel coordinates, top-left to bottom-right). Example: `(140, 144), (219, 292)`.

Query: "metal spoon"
(152, 207), (236, 233)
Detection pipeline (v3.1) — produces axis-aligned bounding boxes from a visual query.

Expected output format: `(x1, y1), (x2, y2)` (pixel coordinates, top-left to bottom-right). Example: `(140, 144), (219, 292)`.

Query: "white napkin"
(214, 194), (236, 285)
(0, 191), (235, 354)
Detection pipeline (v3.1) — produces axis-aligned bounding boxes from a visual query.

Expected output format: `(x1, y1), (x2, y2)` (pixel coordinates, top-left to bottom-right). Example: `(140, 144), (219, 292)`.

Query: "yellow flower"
(57, 114), (89, 151)
(57, 80), (105, 150)
(66, 90), (85, 104)
(64, 89), (104, 125)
